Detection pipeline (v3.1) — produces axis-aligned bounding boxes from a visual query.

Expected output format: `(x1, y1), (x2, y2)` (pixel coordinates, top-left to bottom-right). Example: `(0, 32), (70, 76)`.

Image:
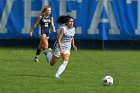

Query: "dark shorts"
(41, 30), (49, 37)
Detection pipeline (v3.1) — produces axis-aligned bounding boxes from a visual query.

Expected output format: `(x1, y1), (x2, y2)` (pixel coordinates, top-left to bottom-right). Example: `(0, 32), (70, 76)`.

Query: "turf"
(0, 48), (140, 93)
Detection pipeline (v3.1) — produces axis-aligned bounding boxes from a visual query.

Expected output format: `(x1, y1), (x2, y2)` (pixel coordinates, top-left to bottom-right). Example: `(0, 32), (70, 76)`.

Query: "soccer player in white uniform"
(46, 15), (77, 78)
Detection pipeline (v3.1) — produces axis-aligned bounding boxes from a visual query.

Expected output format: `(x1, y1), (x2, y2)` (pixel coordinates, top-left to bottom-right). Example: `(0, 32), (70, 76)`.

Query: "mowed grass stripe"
(0, 48), (139, 93)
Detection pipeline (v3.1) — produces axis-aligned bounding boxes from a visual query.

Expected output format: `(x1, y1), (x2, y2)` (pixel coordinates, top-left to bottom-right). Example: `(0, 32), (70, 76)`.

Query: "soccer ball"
(102, 75), (113, 86)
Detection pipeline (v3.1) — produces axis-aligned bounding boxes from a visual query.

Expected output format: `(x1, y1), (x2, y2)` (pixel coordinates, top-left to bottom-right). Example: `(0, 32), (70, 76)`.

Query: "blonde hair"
(40, 5), (51, 14)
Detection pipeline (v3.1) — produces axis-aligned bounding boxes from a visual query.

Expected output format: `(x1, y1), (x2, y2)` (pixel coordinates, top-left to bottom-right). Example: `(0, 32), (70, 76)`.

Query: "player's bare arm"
(51, 17), (56, 32)
(72, 37), (77, 52)
(29, 16), (42, 37)
(57, 28), (64, 54)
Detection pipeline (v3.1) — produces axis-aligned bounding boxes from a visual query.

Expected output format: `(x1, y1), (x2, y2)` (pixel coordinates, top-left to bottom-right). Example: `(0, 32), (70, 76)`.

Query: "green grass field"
(0, 48), (140, 93)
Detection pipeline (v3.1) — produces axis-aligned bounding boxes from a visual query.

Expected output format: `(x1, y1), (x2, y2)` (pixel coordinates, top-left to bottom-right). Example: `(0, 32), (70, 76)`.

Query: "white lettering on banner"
(134, 0), (140, 35)
(0, 0), (138, 36)
(22, 0), (49, 34)
(42, 0), (50, 6)
(88, 0), (120, 35)
(127, 0), (140, 35)
(0, 0), (15, 33)
(59, 0), (82, 34)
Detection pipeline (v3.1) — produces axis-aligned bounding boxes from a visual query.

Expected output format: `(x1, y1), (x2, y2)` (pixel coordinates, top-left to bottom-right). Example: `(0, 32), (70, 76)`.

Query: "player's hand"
(53, 29), (56, 32)
(73, 45), (77, 52)
(60, 50), (65, 59)
(29, 31), (32, 37)
(60, 49), (64, 54)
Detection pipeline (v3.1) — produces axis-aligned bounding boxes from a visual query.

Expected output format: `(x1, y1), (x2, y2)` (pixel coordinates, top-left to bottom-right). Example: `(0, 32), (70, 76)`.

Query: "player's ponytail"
(41, 5), (51, 14)
(57, 15), (74, 25)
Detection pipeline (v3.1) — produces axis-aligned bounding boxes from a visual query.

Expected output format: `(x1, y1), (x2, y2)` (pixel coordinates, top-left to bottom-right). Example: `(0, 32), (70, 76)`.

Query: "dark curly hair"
(57, 15), (74, 25)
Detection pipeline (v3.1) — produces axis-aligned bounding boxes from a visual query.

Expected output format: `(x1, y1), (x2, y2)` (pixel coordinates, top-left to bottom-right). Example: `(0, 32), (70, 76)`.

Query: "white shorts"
(54, 47), (70, 57)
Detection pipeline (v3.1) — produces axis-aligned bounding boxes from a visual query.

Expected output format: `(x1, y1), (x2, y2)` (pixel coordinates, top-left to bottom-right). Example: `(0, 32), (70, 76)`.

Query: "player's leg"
(41, 34), (54, 61)
(55, 53), (70, 78)
(34, 35), (49, 62)
(43, 45), (59, 64)
(50, 55), (59, 66)
(41, 35), (49, 49)
(44, 48), (53, 63)
(50, 46), (61, 64)
(34, 39), (42, 62)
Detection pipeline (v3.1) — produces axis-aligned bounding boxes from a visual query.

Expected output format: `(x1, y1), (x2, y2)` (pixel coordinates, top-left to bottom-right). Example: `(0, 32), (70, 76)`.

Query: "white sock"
(46, 52), (52, 63)
(56, 61), (68, 76)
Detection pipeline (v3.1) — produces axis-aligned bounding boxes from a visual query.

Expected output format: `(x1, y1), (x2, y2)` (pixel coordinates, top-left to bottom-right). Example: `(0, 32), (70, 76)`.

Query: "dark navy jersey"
(39, 14), (52, 36)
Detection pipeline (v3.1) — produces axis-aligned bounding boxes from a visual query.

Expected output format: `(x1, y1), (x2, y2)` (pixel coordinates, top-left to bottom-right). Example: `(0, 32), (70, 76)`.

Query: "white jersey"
(54, 25), (75, 57)
(61, 25), (75, 49)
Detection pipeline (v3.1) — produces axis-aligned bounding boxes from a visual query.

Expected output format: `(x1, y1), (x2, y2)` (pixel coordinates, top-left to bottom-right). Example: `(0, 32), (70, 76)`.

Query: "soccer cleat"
(44, 48), (52, 55)
(34, 57), (39, 62)
(54, 73), (60, 78)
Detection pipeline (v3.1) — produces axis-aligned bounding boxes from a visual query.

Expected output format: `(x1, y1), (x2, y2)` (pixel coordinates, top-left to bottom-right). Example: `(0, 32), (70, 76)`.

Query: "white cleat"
(54, 73), (60, 78)
(34, 58), (39, 62)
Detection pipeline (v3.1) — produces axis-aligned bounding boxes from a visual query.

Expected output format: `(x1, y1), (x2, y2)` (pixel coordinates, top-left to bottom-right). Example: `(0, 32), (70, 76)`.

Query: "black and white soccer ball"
(102, 75), (113, 86)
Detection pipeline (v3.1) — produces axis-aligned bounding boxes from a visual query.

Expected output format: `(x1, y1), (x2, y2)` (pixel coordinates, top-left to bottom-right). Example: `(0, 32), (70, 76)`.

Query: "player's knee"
(50, 62), (54, 66)
(63, 58), (69, 62)
(50, 60), (54, 66)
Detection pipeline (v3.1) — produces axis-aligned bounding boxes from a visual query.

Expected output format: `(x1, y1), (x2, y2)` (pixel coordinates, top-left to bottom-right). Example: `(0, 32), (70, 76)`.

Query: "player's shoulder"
(61, 25), (67, 29)
(48, 16), (52, 20)
(72, 27), (75, 31)
(72, 27), (75, 35)
(61, 25), (75, 30)
(40, 13), (44, 17)
(39, 14), (44, 19)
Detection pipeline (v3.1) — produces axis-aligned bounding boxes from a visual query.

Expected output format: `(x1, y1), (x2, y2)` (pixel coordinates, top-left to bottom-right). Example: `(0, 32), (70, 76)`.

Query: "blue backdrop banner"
(0, 0), (139, 40)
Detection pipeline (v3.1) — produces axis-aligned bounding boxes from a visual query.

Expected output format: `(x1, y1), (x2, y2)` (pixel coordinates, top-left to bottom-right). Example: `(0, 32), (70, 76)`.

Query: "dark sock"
(43, 48), (48, 55)
(43, 48), (48, 50)
(36, 49), (41, 55)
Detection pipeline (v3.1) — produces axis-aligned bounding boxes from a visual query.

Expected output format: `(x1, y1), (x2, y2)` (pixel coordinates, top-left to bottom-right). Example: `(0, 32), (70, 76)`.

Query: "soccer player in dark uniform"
(29, 5), (56, 62)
